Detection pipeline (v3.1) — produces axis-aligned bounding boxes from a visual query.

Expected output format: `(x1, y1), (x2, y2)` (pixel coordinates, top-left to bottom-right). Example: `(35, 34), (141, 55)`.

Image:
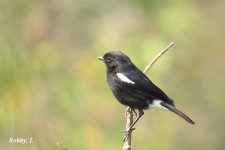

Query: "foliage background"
(0, 0), (225, 149)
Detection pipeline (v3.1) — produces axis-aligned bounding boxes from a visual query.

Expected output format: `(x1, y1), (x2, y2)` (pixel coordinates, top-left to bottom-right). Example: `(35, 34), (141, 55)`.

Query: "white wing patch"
(149, 100), (168, 110)
(116, 73), (135, 84)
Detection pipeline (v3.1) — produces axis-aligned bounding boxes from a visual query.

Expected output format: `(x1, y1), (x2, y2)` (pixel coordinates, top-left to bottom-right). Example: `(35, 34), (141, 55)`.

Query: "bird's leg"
(132, 109), (137, 119)
(123, 109), (144, 141)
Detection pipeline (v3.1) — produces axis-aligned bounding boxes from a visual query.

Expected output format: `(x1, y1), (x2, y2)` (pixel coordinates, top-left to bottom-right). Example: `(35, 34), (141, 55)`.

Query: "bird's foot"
(125, 108), (137, 119)
(125, 107), (131, 117)
(123, 128), (135, 142)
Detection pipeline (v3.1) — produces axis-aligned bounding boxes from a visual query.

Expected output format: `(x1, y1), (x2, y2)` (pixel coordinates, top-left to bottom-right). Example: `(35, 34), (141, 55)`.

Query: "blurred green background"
(1, 0), (225, 149)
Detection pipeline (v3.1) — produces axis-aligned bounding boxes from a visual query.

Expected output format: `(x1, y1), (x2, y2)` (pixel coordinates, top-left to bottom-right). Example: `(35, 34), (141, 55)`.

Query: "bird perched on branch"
(98, 51), (195, 137)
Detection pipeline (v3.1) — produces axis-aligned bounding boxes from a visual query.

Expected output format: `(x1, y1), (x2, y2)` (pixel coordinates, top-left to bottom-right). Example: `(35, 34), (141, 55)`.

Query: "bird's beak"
(98, 56), (105, 61)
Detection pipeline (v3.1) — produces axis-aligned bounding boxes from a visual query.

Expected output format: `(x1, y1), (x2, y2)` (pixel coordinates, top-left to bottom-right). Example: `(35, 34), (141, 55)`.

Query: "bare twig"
(123, 108), (133, 150)
(123, 42), (175, 150)
(143, 42), (175, 74)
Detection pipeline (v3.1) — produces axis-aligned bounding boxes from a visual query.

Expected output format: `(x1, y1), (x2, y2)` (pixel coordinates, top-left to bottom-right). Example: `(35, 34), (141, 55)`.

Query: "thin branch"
(123, 108), (133, 150)
(123, 42), (175, 150)
(143, 42), (175, 74)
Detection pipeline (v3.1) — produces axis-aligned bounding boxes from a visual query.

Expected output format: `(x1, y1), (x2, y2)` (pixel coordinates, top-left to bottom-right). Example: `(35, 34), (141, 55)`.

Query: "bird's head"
(98, 51), (133, 73)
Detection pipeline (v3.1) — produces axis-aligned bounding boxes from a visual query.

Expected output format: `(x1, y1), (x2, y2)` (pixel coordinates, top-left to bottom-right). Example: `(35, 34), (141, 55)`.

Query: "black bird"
(98, 51), (195, 136)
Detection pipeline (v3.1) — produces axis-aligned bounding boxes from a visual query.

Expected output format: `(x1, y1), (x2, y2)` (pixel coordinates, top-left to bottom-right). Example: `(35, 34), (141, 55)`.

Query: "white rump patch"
(149, 100), (168, 110)
(116, 73), (135, 84)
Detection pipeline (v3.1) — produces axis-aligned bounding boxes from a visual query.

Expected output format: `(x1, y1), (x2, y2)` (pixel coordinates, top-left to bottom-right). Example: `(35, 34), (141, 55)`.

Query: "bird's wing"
(114, 69), (172, 103)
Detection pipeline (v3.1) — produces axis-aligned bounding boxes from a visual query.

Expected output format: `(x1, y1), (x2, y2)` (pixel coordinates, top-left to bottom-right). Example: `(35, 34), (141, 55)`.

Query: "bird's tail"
(161, 102), (195, 124)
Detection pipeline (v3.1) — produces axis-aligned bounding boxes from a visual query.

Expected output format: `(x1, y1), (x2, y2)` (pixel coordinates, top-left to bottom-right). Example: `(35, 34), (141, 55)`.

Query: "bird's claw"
(125, 108), (138, 119)
(125, 107), (131, 117)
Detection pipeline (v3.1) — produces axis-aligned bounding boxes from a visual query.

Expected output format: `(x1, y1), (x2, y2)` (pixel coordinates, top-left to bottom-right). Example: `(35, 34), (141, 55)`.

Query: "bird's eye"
(106, 57), (111, 62)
